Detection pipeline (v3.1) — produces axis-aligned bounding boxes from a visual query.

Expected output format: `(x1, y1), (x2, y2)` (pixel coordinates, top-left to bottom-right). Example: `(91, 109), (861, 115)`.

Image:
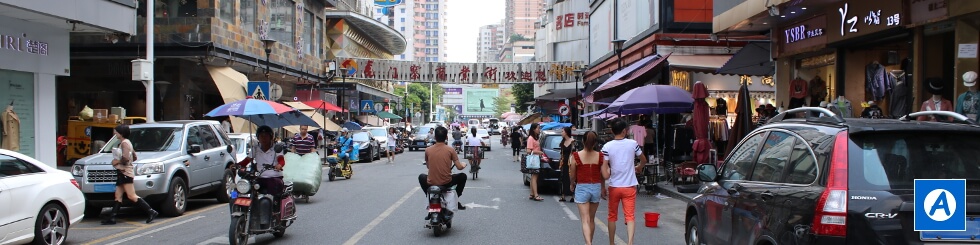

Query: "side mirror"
(274, 143), (285, 153)
(696, 164), (718, 182)
(226, 145), (234, 154)
(188, 144), (202, 154)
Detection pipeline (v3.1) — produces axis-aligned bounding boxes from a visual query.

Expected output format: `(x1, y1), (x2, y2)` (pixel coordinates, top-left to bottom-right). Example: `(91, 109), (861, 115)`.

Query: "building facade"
(505, 0), (546, 39)
(0, 0), (136, 167)
(374, 0), (447, 62)
(476, 22), (506, 62)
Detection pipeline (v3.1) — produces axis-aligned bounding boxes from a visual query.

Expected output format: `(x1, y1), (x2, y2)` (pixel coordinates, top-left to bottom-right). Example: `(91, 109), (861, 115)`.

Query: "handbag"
(525, 154), (541, 169)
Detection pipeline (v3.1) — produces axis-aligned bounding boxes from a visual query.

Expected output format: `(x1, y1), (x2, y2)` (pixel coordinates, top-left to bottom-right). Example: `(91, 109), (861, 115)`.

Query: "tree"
(444, 105), (459, 122)
(509, 34), (530, 43)
(512, 83), (534, 113)
(493, 90), (513, 118)
(393, 83), (443, 122)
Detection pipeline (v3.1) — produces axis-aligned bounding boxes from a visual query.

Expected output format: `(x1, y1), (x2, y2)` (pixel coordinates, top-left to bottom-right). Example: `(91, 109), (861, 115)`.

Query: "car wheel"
(216, 168), (235, 203)
(32, 203), (68, 245)
(161, 176), (187, 216)
(686, 216), (702, 245)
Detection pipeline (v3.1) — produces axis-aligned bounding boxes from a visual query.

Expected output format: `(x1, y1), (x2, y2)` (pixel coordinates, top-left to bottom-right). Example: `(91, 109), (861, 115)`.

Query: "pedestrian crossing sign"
(360, 100), (376, 113)
(247, 81), (271, 100)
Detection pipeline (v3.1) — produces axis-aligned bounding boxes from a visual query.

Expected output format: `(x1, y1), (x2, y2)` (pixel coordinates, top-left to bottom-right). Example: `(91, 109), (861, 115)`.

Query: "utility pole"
(144, 1), (154, 122)
(429, 82), (433, 123)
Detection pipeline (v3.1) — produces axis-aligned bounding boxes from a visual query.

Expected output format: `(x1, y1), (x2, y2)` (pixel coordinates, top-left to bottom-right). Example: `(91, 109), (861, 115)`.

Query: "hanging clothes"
(809, 77), (828, 107)
(2, 106), (20, 151)
(830, 97), (854, 118)
(789, 78), (808, 109)
(865, 63), (894, 101)
(715, 98), (728, 116)
(889, 73), (912, 118)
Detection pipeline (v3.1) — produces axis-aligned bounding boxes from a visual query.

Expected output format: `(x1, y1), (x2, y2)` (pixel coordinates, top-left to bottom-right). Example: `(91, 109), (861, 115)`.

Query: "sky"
(445, 0), (505, 62)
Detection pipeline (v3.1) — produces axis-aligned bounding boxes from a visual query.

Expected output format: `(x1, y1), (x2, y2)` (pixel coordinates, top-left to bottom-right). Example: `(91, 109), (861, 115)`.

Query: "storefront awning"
(587, 53), (671, 103)
(716, 42), (774, 76)
(669, 55), (732, 73)
(283, 101), (316, 110)
(324, 11), (407, 54)
(355, 83), (402, 101)
(536, 88), (578, 101)
(206, 66), (253, 132)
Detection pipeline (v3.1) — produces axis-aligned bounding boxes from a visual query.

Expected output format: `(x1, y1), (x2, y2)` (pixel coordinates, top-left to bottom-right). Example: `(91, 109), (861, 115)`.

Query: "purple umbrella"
(605, 84), (694, 115)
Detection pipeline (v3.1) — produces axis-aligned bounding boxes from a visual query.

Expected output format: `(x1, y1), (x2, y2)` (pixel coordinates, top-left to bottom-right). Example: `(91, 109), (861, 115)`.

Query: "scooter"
(452, 140), (463, 154)
(326, 144), (353, 181)
(229, 164), (296, 245)
(424, 185), (457, 237)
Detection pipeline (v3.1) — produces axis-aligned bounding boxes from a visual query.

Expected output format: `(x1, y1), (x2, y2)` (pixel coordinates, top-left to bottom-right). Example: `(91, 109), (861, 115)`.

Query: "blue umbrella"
(205, 99), (319, 128)
(541, 122), (572, 130)
(342, 121), (362, 130)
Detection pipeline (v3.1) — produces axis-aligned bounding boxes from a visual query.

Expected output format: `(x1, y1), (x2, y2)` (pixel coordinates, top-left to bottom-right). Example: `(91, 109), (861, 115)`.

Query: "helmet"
(340, 128), (349, 133)
(256, 125), (274, 137)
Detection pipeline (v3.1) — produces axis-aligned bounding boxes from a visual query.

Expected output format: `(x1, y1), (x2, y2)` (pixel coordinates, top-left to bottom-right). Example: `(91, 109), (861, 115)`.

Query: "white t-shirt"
(466, 135), (483, 147)
(254, 147), (284, 178)
(387, 134), (397, 147)
(601, 138), (642, 187)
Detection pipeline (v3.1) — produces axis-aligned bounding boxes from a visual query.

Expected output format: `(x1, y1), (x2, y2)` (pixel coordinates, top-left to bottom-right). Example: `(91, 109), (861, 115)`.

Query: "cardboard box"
(93, 109), (109, 123)
(108, 114), (120, 123)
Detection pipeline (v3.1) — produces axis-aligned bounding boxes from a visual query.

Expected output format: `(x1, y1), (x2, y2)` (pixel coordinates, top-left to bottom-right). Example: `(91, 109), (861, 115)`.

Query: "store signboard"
(827, 0), (906, 43)
(0, 16), (69, 76)
(909, 0), (947, 25)
(463, 88), (499, 115)
(778, 15), (828, 57)
(334, 58), (581, 84)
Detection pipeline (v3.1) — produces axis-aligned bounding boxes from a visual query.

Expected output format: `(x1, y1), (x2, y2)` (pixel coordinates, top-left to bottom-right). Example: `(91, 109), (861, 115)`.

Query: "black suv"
(685, 108), (980, 245)
(523, 129), (594, 187)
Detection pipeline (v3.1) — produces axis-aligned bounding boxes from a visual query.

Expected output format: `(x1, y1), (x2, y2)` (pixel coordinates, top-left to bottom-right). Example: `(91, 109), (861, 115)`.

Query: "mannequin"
(789, 76), (808, 109)
(955, 71), (979, 121)
(830, 95), (853, 118)
(918, 78), (954, 122)
(889, 70), (912, 118)
(1, 103), (20, 151)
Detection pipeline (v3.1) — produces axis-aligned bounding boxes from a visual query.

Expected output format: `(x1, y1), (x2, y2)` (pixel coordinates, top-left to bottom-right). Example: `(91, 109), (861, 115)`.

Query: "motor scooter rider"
(451, 126), (463, 150)
(337, 128), (354, 162)
(235, 125), (285, 227)
(418, 126), (468, 211)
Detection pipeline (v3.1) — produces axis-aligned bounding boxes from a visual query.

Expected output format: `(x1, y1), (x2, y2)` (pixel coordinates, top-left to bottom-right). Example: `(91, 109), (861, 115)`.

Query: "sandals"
(558, 197), (566, 202)
(529, 195), (544, 201)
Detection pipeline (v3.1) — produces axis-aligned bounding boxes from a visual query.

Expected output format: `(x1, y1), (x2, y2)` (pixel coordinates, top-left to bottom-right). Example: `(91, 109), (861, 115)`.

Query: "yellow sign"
(482, 84), (499, 88)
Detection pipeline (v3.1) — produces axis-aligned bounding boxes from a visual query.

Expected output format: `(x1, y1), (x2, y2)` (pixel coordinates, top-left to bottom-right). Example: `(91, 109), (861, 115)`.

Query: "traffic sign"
(247, 81), (271, 100)
(558, 103), (570, 116)
(915, 179), (966, 231)
(360, 100), (376, 113)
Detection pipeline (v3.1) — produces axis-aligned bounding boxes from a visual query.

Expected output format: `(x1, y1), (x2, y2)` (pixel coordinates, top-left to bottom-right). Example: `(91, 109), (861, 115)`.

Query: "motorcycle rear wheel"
(229, 216), (250, 245)
(272, 221), (287, 238)
(433, 225), (443, 237)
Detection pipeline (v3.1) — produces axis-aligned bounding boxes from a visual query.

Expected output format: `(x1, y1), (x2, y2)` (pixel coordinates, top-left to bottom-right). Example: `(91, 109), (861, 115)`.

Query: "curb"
(655, 182), (696, 203)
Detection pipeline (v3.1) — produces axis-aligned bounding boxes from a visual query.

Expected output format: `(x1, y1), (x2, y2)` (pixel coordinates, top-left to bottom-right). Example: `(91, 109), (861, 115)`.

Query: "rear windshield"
(848, 132), (980, 190)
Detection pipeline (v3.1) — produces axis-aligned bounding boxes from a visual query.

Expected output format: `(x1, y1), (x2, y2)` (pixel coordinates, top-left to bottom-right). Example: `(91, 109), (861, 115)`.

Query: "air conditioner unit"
(111, 107), (126, 120)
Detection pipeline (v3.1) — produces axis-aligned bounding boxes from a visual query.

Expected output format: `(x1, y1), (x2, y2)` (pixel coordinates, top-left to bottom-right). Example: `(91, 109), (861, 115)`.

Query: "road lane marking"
(195, 235), (255, 245)
(593, 217), (628, 245)
(82, 204), (224, 245)
(105, 215), (205, 245)
(554, 196), (580, 221)
(343, 187), (419, 245)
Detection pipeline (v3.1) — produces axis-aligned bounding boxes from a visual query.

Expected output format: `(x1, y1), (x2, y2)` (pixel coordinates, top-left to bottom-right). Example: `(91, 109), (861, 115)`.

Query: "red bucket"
(644, 212), (660, 228)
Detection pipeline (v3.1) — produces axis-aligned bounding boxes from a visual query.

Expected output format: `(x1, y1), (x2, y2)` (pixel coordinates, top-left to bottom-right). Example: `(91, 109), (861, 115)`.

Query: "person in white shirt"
(465, 127), (485, 172)
(600, 119), (646, 245)
(386, 127), (398, 163)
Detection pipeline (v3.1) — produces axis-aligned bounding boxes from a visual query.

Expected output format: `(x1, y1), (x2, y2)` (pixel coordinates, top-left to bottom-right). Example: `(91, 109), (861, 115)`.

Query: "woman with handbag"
(102, 125), (158, 225)
(525, 123), (546, 201)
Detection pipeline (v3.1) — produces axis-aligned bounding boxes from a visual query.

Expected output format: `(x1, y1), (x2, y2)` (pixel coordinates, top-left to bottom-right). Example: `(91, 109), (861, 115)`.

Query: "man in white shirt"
(600, 119), (646, 245)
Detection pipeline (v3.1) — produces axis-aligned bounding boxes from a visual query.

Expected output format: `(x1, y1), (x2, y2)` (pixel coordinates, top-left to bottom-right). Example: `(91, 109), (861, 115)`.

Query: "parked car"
(685, 108), (980, 245)
(350, 130), (381, 162)
(409, 125), (437, 151)
(226, 133), (255, 162)
(71, 120), (237, 217)
(488, 118), (501, 135)
(522, 129), (591, 187)
(0, 149), (86, 245)
(364, 127), (390, 155)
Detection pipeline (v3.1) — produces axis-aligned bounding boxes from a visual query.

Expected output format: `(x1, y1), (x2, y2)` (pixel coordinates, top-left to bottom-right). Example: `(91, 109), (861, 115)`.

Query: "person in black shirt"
(510, 126), (523, 162)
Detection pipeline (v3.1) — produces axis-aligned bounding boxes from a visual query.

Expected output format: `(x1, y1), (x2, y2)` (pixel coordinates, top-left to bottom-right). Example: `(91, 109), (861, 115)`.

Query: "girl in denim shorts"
(568, 131), (605, 245)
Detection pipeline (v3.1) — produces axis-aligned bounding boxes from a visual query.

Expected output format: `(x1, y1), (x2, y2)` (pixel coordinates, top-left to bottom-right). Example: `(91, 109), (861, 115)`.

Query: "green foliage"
(393, 83), (443, 122)
(512, 83), (534, 113)
(493, 92), (513, 118)
(509, 34), (530, 43)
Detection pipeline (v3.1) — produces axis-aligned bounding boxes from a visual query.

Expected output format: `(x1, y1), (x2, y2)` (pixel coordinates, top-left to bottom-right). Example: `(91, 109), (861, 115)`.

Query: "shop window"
(269, 0), (294, 47)
(0, 69), (34, 157)
(219, 0), (235, 23)
(315, 17), (323, 57)
(305, 10), (314, 55)
(241, 0), (257, 32)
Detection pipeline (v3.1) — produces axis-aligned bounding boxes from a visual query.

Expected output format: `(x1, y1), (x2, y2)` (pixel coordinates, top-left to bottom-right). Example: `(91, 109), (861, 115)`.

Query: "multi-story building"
(504, 0), (545, 40)
(374, 0), (447, 62)
(476, 21), (505, 62)
(0, 0), (136, 167)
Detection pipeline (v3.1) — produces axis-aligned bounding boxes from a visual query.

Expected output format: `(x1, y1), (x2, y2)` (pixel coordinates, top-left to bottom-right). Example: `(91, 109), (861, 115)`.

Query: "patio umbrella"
(205, 99), (319, 128)
(504, 114), (522, 121)
(342, 121), (362, 130)
(725, 84), (756, 155)
(541, 122), (572, 130)
(691, 82), (712, 164)
(605, 84), (694, 115)
(518, 113), (542, 125)
(302, 100), (347, 113)
(377, 111), (402, 119)
(595, 113), (620, 120)
(500, 112), (518, 118)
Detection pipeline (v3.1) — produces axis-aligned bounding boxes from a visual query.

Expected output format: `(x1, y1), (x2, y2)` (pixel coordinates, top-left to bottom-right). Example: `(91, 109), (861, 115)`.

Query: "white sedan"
(465, 128), (492, 151)
(0, 149), (85, 245)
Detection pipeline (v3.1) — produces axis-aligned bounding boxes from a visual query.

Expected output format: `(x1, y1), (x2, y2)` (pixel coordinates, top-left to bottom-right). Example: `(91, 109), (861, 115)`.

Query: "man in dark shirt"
(418, 126), (468, 210)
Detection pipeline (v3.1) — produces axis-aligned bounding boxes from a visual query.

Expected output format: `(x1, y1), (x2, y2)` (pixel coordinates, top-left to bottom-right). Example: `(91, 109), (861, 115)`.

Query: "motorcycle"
(452, 140), (463, 154)
(229, 164), (297, 245)
(326, 144), (353, 181)
(424, 184), (458, 237)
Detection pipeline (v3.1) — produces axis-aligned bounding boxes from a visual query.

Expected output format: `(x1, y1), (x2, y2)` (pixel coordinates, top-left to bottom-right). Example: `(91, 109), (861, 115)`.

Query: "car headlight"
(137, 162), (165, 175)
(359, 143), (369, 149)
(71, 165), (84, 177)
(235, 179), (250, 193)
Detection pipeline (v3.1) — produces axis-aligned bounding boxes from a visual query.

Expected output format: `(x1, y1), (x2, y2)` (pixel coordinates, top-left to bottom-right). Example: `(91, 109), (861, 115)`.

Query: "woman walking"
(557, 127), (576, 202)
(525, 123), (545, 201)
(510, 126), (522, 162)
(102, 125), (159, 225)
(386, 127), (397, 163)
(568, 131), (605, 245)
(466, 127), (485, 172)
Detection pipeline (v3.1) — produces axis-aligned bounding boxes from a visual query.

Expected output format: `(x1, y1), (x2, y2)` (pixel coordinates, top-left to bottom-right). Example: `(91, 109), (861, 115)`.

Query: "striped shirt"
(292, 133), (315, 155)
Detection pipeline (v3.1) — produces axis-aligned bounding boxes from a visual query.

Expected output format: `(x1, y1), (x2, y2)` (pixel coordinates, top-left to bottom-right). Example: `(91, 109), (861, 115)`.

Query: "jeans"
(418, 173), (467, 197)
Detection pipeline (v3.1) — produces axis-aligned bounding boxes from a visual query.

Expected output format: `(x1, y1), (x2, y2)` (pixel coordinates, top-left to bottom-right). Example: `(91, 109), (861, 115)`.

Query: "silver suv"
(71, 120), (237, 217)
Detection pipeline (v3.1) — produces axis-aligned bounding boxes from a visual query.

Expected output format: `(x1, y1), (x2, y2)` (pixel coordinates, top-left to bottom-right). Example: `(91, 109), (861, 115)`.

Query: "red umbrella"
(691, 82), (712, 164)
(302, 100), (347, 112)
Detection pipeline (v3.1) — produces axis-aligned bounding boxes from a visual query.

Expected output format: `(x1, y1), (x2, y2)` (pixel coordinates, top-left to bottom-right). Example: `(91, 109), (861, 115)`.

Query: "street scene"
(2, 0), (980, 244)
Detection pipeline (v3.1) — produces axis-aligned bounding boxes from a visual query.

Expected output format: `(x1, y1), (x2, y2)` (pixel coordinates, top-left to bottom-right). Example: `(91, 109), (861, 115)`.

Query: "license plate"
(428, 208), (441, 212)
(921, 217), (980, 241)
(94, 184), (116, 193)
(417, 142), (424, 146)
(234, 198), (251, 206)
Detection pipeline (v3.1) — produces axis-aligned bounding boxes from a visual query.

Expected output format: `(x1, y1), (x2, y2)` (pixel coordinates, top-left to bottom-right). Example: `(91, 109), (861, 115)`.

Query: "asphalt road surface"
(67, 136), (687, 245)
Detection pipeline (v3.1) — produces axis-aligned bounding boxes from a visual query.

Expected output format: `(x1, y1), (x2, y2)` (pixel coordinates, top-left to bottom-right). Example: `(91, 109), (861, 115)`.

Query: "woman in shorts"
(568, 131), (605, 245)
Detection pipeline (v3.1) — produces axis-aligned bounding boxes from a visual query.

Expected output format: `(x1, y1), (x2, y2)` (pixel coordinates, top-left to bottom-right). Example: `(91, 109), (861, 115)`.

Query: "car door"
(703, 132), (766, 245)
(184, 125), (211, 188)
(731, 131), (796, 245)
(197, 125), (225, 185)
(0, 154), (47, 241)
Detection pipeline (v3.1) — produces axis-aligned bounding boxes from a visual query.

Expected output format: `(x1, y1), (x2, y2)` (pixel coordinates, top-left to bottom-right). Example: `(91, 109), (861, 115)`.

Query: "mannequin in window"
(789, 76), (808, 108)
(918, 78), (953, 122)
(860, 101), (884, 119)
(809, 76), (827, 108)
(955, 71), (980, 121)
(829, 95), (853, 118)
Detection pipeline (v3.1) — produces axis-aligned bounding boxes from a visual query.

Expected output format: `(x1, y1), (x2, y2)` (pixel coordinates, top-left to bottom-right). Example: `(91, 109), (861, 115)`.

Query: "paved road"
(67, 136), (688, 245)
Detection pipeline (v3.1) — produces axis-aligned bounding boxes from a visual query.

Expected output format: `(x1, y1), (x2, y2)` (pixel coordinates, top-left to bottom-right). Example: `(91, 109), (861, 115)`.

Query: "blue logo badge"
(914, 179), (966, 231)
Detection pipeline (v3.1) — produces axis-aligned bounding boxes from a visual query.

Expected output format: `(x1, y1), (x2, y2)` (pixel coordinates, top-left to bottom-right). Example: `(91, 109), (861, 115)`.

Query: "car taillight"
(70, 179), (81, 189)
(813, 130), (849, 237)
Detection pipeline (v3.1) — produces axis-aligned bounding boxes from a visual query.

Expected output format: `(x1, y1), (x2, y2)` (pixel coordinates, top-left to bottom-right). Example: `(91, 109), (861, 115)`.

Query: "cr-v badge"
(865, 213), (898, 219)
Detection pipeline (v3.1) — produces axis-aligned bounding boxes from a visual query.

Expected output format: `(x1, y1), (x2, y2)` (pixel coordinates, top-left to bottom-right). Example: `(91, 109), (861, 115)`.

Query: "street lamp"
(338, 68), (348, 121)
(612, 39), (626, 70)
(261, 38), (277, 78)
(572, 68), (585, 127)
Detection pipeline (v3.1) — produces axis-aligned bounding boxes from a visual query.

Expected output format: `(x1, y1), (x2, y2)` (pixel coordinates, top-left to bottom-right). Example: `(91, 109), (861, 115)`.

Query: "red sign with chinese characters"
(332, 58), (582, 84)
(556, 12), (590, 30)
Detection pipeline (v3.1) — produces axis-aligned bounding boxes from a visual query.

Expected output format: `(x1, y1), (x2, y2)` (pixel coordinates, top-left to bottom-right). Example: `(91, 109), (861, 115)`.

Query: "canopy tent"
(205, 66), (253, 133)
(377, 111), (402, 119)
(586, 53), (671, 103)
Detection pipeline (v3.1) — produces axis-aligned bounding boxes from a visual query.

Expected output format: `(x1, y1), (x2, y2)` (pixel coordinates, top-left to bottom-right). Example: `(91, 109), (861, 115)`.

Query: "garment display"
(918, 97), (954, 122)
(955, 90), (980, 121)
(861, 102), (884, 119)
(715, 98), (728, 116)
(809, 77), (828, 107)
(2, 105), (20, 151)
(865, 62), (894, 101)
(789, 97), (806, 109)
(789, 78), (808, 99)
(889, 72), (912, 118)
(830, 96), (853, 118)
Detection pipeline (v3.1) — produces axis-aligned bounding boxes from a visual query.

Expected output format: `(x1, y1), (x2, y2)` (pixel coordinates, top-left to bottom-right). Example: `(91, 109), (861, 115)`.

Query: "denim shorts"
(574, 183), (602, 204)
(388, 146), (395, 152)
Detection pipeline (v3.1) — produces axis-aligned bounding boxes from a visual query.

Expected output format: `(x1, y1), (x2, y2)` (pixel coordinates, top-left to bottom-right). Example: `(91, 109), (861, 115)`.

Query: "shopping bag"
(525, 154), (541, 169)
